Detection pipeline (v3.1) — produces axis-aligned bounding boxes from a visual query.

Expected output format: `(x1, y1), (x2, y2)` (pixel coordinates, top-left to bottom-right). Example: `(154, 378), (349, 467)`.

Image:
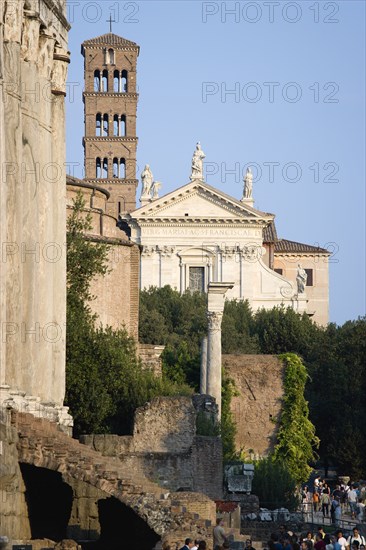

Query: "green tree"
(138, 287), (366, 476)
(66, 192), (110, 316)
(253, 306), (322, 356)
(273, 353), (319, 484)
(305, 318), (366, 477)
(252, 457), (299, 510)
(222, 299), (259, 354)
(66, 195), (191, 436)
(221, 372), (238, 461)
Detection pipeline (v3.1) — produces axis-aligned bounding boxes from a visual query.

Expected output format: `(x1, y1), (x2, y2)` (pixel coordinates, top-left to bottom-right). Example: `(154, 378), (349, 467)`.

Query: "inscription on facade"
(143, 227), (262, 237)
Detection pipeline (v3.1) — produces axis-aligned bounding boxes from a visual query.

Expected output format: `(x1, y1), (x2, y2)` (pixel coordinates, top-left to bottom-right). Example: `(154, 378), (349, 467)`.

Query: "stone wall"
(66, 178), (140, 340)
(5, 409), (217, 548)
(81, 396), (223, 500)
(0, 0), (71, 425)
(137, 344), (165, 376)
(222, 355), (284, 457)
(0, 410), (31, 540)
(66, 479), (107, 541)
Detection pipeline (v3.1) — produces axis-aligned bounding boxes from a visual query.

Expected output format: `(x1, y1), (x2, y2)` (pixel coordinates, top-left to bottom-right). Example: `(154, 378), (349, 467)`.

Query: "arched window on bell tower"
(113, 70), (119, 92)
(102, 114), (109, 136)
(120, 115), (126, 136)
(108, 48), (115, 65)
(121, 70), (128, 92)
(112, 158), (126, 178)
(96, 157), (101, 178)
(96, 113), (102, 136)
(112, 115), (126, 136)
(102, 158), (108, 178)
(113, 115), (119, 136)
(102, 70), (108, 92)
(119, 158), (126, 178)
(94, 70), (101, 92)
(113, 158), (118, 178)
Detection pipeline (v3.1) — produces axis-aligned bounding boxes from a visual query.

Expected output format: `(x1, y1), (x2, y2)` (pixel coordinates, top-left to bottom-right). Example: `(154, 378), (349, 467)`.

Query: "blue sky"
(66, 1), (365, 324)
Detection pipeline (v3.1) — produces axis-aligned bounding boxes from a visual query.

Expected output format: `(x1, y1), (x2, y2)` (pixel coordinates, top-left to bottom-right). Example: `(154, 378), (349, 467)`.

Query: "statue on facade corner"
(296, 263), (307, 294)
(190, 142), (206, 181)
(243, 167), (253, 199)
(151, 181), (162, 200)
(141, 164), (153, 197)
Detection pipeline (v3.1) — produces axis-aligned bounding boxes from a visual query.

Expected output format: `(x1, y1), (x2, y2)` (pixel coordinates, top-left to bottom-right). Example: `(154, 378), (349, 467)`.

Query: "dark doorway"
(189, 266), (205, 293)
(20, 463), (73, 541)
(97, 497), (160, 550)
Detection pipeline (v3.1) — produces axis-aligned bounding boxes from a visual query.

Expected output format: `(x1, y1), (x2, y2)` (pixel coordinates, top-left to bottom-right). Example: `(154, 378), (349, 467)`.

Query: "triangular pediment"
(130, 181), (273, 222)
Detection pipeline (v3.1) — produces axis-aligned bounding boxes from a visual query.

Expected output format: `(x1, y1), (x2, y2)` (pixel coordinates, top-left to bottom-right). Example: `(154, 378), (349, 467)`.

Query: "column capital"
(207, 282), (234, 313)
(207, 311), (223, 331)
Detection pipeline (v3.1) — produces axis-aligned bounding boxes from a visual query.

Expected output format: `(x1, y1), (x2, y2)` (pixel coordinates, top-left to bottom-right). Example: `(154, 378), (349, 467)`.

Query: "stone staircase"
(12, 411), (215, 547)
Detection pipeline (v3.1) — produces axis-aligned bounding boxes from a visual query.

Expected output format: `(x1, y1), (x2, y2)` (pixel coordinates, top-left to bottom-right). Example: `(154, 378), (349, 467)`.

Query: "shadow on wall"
(96, 497), (160, 550)
(20, 464), (161, 550)
(20, 464), (73, 542)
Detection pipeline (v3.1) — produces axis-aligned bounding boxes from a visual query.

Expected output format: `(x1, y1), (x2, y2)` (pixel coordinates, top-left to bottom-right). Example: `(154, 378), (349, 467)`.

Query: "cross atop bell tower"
(107, 15), (115, 33)
(81, 33), (140, 215)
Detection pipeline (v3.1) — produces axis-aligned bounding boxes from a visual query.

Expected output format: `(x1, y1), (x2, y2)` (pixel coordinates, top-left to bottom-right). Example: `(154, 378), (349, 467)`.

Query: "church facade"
(123, 146), (330, 325)
(77, 31), (330, 326)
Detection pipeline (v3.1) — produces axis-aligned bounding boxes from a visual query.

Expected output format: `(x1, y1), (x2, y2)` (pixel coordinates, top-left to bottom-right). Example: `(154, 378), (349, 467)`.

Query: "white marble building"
(123, 145), (330, 323)
(123, 146), (320, 316)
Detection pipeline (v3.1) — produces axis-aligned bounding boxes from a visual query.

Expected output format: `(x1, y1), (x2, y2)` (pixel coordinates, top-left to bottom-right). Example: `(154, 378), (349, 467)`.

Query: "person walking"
(213, 519), (231, 550)
(321, 490), (331, 518)
(348, 485), (358, 519)
(331, 496), (342, 526)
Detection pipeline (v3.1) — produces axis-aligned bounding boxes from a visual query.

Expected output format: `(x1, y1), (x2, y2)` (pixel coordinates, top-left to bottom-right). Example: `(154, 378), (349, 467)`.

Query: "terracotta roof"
(274, 239), (330, 254)
(82, 33), (139, 49)
(263, 221), (278, 243)
(216, 501), (239, 513)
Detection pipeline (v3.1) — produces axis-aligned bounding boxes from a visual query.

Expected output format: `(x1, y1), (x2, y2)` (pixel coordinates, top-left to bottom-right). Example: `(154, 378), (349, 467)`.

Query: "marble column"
(200, 336), (208, 394)
(205, 282), (234, 418)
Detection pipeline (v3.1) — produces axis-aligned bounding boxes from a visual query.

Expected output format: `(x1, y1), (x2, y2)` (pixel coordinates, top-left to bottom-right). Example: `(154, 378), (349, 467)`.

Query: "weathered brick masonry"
(0, 407), (216, 548)
(223, 354), (285, 457)
(82, 396), (223, 501)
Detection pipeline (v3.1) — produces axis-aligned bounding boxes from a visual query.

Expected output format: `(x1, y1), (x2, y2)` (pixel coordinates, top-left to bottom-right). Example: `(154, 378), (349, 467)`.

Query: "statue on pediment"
(151, 181), (161, 200)
(296, 264), (307, 294)
(190, 142), (206, 181)
(141, 164), (153, 197)
(243, 167), (253, 199)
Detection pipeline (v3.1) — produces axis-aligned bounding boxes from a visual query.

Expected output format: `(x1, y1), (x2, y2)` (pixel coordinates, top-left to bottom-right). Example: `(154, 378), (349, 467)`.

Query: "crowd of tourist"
(170, 479), (366, 550)
(302, 479), (366, 524)
(266, 526), (366, 550)
(172, 526), (366, 550)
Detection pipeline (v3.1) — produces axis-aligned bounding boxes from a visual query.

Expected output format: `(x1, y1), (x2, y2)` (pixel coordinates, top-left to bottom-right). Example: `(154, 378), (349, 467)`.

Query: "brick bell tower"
(81, 33), (139, 215)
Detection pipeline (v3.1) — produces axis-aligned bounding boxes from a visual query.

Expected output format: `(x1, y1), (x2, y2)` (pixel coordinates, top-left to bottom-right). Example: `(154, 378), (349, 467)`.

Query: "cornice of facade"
(83, 45), (139, 53)
(84, 178), (138, 186)
(83, 92), (139, 100)
(274, 252), (330, 258)
(133, 184), (273, 222)
(133, 219), (266, 227)
(84, 137), (138, 143)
